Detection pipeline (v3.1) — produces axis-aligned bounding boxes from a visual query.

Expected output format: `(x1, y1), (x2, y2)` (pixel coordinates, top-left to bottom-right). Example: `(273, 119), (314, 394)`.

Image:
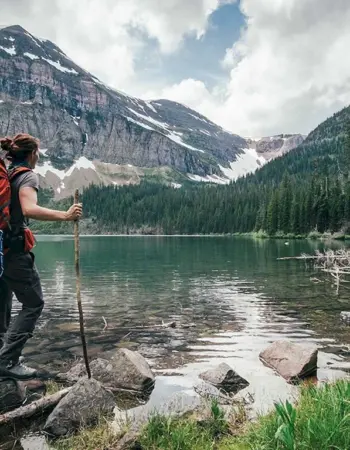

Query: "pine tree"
(266, 191), (279, 235)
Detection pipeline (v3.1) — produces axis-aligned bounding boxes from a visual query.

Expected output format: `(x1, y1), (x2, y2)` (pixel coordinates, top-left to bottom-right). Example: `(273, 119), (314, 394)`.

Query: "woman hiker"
(0, 134), (82, 380)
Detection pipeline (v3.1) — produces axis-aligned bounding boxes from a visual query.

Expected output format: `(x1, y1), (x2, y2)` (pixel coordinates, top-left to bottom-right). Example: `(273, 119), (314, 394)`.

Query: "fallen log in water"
(0, 387), (71, 426)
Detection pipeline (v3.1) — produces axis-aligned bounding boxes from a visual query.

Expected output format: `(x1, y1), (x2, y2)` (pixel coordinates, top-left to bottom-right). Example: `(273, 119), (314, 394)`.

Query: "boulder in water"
(59, 349), (155, 393)
(199, 363), (249, 393)
(259, 340), (318, 382)
(44, 377), (116, 437)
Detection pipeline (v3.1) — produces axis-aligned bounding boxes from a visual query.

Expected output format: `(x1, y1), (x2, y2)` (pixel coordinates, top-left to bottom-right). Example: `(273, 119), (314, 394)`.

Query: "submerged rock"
(44, 377), (116, 437)
(260, 340), (318, 382)
(113, 391), (202, 434)
(199, 363), (249, 394)
(58, 349), (155, 393)
(340, 311), (350, 325)
(194, 381), (233, 405)
(0, 378), (26, 413)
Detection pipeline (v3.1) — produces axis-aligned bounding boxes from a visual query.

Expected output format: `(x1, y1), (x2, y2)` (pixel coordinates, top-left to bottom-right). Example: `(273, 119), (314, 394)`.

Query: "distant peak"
(1, 25), (27, 34)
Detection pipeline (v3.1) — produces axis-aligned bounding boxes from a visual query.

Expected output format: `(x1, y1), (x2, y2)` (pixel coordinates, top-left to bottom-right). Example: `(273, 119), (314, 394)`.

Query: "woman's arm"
(19, 187), (82, 221)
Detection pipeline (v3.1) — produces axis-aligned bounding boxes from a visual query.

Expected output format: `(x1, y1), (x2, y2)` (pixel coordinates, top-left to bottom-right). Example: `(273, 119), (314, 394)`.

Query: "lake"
(6, 236), (350, 449)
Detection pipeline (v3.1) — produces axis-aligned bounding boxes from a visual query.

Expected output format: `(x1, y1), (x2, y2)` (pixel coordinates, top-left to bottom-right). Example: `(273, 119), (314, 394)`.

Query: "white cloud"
(3, 0), (350, 137)
(150, 0), (350, 137)
(1, 0), (232, 89)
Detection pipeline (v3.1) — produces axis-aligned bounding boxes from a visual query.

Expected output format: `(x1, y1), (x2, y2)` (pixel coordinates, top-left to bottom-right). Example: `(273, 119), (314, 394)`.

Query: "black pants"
(0, 252), (44, 365)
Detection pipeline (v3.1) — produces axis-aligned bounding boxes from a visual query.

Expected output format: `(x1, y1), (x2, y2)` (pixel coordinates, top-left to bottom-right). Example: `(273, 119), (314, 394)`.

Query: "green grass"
(139, 399), (231, 450)
(49, 381), (350, 450)
(221, 379), (350, 450)
(48, 418), (120, 450)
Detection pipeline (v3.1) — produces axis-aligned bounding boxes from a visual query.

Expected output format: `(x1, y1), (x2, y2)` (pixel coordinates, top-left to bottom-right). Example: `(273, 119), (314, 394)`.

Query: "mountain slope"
(0, 25), (303, 197)
(244, 105), (350, 187)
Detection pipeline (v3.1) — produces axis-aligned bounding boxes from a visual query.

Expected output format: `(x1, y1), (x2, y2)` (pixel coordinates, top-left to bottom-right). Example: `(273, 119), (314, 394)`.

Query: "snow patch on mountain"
(24, 52), (39, 60)
(126, 116), (156, 131)
(127, 108), (205, 153)
(65, 157), (95, 176)
(42, 58), (79, 75)
(35, 157), (96, 180)
(219, 148), (266, 181)
(0, 45), (16, 55)
(188, 173), (228, 184)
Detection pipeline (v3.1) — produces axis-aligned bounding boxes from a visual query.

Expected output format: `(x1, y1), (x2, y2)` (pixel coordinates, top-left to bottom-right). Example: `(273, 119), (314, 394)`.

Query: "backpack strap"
(8, 166), (32, 181)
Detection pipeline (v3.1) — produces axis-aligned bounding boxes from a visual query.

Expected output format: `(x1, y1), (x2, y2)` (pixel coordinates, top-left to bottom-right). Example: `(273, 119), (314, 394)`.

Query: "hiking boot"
(0, 362), (37, 380)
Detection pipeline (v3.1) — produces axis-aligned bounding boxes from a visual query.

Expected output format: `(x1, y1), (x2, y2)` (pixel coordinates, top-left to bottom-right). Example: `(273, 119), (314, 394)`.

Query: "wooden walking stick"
(74, 189), (91, 378)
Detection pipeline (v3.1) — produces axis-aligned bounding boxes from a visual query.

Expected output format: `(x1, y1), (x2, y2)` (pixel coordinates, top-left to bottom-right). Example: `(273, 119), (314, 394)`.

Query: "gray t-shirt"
(10, 171), (39, 232)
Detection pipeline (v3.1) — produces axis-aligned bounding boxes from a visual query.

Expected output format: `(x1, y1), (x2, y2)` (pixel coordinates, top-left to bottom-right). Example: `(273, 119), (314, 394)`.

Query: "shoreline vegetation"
(51, 379), (350, 450)
(33, 228), (350, 241)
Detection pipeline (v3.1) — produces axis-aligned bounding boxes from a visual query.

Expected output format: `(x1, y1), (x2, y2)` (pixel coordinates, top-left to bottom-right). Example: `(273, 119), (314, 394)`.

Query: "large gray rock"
(60, 349), (155, 393)
(0, 378), (26, 413)
(109, 349), (155, 392)
(199, 363), (249, 394)
(44, 377), (116, 437)
(260, 340), (318, 382)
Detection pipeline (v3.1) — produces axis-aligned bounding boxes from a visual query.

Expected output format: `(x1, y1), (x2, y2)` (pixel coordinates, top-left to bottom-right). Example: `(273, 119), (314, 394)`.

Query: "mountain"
(250, 105), (350, 186)
(0, 25), (304, 198)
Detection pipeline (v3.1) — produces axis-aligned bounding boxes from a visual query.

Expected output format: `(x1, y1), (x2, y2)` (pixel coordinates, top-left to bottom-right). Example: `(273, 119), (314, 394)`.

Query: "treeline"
(36, 106), (350, 236)
(79, 174), (350, 236)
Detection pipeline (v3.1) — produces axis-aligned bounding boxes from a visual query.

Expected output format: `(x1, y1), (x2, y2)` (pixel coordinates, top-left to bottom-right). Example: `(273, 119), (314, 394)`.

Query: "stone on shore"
(44, 377), (116, 437)
(0, 379), (26, 413)
(113, 391), (202, 435)
(199, 363), (249, 393)
(60, 349), (155, 393)
(194, 381), (233, 405)
(259, 340), (318, 382)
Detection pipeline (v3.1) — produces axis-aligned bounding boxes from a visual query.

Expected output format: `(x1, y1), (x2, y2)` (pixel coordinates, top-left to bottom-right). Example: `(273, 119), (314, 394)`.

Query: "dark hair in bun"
(0, 133), (39, 161)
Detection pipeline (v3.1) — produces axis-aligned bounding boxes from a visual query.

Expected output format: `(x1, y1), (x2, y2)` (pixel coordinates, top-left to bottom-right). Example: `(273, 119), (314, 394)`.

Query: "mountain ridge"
(0, 25), (304, 197)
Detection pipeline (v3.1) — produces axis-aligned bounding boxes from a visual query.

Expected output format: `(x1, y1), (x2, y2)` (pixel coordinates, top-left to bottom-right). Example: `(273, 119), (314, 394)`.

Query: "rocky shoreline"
(0, 340), (322, 448)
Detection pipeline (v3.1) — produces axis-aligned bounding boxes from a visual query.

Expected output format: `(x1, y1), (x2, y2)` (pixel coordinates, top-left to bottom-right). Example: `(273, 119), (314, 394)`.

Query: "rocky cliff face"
(248, 134), (306, 161)
(0, 25), (304, 198)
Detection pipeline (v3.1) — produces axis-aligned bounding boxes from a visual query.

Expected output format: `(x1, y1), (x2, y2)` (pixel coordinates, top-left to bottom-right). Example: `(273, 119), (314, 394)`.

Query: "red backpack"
(0, 158), (35, 273)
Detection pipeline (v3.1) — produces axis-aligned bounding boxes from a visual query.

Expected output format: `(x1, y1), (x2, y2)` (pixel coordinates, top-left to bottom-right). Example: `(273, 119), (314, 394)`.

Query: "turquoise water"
(5, 236), (350, 449)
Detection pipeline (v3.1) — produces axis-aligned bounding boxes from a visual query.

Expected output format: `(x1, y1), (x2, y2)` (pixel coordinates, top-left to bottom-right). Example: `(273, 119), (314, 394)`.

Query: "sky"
(2, 0), (350, 137)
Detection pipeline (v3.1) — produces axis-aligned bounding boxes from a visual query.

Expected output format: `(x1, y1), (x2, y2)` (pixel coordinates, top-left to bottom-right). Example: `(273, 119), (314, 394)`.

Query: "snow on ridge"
(21, 101), (33, 105)
(128, 108), (169, 130)
(35, 161), (65, 180)
(188, 173), (227, 184)
(126, 116), (156, 132)
(65, 157), (95, 177)
(0, 45), (16, 56)
(24, 52), (39, 60)
(42, 57), (79, 75)
(145, 101), (157, 113)
(127, 108), (205, 153)
(219, 148), (266, 181)
(199, 129), (211, 136)
(187, 112), (210, 125)
(24, 31), (42, 49)
(35, 157), (96, 180)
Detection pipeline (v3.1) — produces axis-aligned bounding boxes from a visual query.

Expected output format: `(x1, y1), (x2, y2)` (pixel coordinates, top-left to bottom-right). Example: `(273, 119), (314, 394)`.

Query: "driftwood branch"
(279, 249), (350, 295)
(0, 387), (71, 426)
